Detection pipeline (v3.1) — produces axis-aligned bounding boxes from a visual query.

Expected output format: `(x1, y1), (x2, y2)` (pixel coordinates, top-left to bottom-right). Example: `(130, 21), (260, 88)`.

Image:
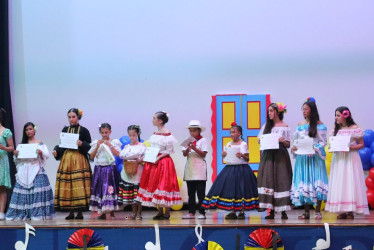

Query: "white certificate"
(16, 144), (38, 159)
(59, 132), (79, 149)
(224, 146), (242, 164)
(294, 137), (315, 155)
(329, 136), (350, 152)
(260, 134), (280, 150)
(143, 147), (160, 163)
(180, 137), (195, 149)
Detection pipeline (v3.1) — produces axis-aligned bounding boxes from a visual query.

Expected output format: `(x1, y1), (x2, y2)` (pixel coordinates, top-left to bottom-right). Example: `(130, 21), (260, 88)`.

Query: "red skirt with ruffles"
(136, 156), (182, 207)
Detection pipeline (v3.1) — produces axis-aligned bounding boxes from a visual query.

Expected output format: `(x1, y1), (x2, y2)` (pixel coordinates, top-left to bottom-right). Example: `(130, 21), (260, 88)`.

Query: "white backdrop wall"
(9, 1), (374, 201)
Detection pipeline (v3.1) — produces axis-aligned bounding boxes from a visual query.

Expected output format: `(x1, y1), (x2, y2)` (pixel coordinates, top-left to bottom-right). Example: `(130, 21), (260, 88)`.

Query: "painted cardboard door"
(211, 94), (270, 182)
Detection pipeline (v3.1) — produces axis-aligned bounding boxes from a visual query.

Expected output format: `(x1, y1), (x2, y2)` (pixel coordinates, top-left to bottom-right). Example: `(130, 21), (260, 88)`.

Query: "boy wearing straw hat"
(181, 120), (208, 219)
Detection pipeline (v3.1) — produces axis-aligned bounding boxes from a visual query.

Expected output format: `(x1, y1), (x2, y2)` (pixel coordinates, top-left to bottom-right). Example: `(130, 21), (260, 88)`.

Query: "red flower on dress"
(108, 186), (114, 195)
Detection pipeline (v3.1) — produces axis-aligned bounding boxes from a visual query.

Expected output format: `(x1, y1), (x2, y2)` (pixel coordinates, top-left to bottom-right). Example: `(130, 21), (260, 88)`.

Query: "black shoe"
(281, 211), (288, 220)
(153, 214), (163, 220)
(159, 215), (170, 220)
(265, 210), (275, 219)
(65, 213), (75, 220)
(225, 212), (237, 220)
(75, 213), (84, 220)
(237, 212), (245, 219)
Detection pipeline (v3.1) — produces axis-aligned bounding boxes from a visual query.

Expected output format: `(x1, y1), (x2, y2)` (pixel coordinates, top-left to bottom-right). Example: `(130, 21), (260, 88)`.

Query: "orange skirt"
(54, 150), (91, 211)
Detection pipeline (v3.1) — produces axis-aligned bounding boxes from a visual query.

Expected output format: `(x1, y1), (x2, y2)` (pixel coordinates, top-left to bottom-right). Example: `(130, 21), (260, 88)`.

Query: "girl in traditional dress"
(0, 108), (14, 220)
(325, 107), (369, 218)
(119, 125), (146, 220)
(135, 111), (182, 220)
(89, 123), (121, 220)
(52, 108), (92, 220)
(257, 103), (292, 219)
(6, 122), (55, 220)
(202, 123), (259, 219)
(291, 98), (328, 220)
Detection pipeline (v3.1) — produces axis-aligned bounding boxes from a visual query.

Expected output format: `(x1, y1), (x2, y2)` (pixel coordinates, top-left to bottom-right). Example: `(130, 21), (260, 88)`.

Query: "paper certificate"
(180, 137), (195, 149)
(101, 144), (115, 164)
(16, 144), (38, 159)
(224, 146), (242, 164)
(294, 137), (315, 155)
(329, 136), (350, 152)
(143, 147), (160, 163)
(59, 132), (79, 149)
(260, 134), (280, 150)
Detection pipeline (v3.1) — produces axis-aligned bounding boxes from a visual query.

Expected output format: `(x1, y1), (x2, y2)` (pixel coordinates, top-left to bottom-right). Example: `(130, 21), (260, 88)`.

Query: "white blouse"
(182, 137), (208, 181)
(224, 141), (249, 165)
(148, 132), (177, 154)
(15, 143), (49, 188)
(119, 143), (146, 184)
(258, 125), (291, 141)
(88, 139), (122, 166)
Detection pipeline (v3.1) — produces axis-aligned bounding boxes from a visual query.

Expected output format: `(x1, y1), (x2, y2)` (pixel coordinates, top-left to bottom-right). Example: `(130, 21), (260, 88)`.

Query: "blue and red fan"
(67, 228), (105, 250)
(244, 228), (284, 250)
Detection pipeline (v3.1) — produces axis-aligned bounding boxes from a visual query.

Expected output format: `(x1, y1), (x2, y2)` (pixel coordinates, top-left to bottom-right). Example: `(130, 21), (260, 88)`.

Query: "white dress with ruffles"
(325, 128), (370, 215)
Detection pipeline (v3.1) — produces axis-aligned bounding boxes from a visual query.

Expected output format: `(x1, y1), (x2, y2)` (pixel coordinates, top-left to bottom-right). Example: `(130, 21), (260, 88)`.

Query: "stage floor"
(1, 209), (373, 228)
(1, 210), (374, 249)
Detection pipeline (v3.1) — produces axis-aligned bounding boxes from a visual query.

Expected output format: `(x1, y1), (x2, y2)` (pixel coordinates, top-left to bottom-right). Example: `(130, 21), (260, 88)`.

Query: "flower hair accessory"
(342, 110), (350, 119)
(306, 97), (316, 103)
(98, 123), (102, 128)
(162, 111), (169, 118)
(34, 124), (38, 131)
(275, 102), (287, 113)
(78, 109), (83, 118)
(231, 122), (237, 126)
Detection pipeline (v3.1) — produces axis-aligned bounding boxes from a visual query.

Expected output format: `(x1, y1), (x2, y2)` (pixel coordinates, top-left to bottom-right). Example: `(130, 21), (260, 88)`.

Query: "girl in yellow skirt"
(52, 108), (92, 220)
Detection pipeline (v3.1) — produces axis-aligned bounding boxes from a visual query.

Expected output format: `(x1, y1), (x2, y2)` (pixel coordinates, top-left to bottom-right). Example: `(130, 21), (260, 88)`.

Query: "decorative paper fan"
(193, 241), (224, 250)
(67, 228), (104, 249)
(193, 224), (223, 250)
(244, 228), (284, 250)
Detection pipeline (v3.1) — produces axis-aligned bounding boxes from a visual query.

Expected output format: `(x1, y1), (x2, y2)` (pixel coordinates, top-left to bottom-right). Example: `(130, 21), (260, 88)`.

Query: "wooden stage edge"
(1, 210), (373, 229)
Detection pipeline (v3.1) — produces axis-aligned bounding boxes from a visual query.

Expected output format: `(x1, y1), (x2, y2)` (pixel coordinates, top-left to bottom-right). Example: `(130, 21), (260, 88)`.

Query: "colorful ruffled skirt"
(136, 156), (182, 207)
(257, 147), (292, 212)
(291, 154), (328, 206)
(89, 165), (121, 213)
(54, 150), (91, 212)
(118, 180), (139, 205)
(6, 169), (55, 220)
(202, 164), (259, 211)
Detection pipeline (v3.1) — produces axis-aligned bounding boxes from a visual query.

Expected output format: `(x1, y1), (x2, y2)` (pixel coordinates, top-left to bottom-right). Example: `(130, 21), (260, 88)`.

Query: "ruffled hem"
(202, 196), (259, 211)
(259, 203), (291, 212)
(89, 205), (120, 214)
(135, 188), (182, 207)
(325, 201), (369, 215)
(291, 180), (328, 206)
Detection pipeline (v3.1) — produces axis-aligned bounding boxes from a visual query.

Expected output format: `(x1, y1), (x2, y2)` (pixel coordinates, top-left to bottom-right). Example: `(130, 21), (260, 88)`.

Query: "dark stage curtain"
(0, 0), (16, 211)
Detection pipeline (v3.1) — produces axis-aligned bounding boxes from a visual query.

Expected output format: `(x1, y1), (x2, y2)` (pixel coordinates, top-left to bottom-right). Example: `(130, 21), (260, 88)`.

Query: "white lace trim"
(8, 201), (54, 209)
(135, 188), (182, 207)
(258, 188), (290, 198)
(13, 186), (52, 194)
(259, 203), (291, 212)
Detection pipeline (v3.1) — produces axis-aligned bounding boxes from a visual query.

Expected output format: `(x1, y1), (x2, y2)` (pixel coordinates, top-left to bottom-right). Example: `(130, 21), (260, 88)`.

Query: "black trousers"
(186, 180), (206, 214)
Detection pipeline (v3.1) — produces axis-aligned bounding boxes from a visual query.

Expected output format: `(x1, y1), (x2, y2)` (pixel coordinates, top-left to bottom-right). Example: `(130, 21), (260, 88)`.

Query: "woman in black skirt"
(257, 103), (292, 219)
